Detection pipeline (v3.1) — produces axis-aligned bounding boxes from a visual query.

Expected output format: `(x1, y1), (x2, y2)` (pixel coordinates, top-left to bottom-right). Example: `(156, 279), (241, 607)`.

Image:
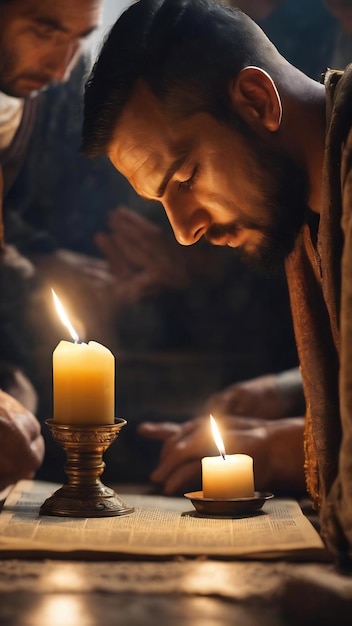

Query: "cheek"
(0, 34), (20, 67)
(201, 160), (238, 200)
(12, 37), (41, 69)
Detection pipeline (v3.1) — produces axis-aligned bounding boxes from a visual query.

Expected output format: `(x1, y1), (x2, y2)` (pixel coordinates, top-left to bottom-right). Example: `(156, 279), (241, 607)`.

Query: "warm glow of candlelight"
(203, 415), (255, 498)
(52, 289), (80, 344)
(210, 415), (226, 459)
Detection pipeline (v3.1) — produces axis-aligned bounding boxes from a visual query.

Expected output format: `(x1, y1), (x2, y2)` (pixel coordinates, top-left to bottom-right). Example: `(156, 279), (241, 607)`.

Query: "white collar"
(0, 92), (24, 151)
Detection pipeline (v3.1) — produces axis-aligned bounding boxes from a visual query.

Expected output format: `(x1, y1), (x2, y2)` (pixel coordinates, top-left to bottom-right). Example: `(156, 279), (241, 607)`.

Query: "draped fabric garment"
(285, 66), (352, 562)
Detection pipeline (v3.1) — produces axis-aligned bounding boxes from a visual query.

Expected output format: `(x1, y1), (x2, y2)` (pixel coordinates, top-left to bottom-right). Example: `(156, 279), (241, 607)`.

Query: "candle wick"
(221, 452), (226, 461)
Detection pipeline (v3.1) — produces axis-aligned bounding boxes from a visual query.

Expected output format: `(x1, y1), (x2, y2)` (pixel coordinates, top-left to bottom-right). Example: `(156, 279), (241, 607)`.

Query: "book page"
(0, 480), (326, 559)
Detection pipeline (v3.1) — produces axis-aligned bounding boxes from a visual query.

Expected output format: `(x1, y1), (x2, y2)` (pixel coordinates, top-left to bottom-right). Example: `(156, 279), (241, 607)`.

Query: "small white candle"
(201, 416), (255, 499)
(51, 290), (115, 425)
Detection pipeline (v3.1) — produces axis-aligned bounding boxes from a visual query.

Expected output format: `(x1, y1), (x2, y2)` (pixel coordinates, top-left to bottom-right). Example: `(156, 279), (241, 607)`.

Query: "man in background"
(0, 0), (104, 489)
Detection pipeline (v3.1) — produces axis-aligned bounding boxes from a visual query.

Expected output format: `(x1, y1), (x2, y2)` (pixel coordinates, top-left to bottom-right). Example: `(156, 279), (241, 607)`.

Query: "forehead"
(108, 82), (191, 192)
(2, 0), (103, 29)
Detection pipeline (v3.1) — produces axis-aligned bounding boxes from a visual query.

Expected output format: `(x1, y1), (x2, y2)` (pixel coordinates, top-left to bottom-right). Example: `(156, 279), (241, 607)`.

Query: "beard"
(206, 123), (310, 272)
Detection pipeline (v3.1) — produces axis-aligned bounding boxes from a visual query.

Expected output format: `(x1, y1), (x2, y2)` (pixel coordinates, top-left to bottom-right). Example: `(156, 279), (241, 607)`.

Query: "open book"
(0, 480), (329, 561)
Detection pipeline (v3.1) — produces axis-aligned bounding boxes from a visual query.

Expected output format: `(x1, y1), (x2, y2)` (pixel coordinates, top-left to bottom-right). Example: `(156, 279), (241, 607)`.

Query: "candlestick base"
(40, 419), (134, 518)
(184, 491), (274, 517)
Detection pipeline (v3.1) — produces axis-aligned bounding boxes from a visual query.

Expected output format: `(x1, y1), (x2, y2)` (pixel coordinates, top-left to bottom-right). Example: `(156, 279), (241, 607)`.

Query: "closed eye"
(33, 24), (57, 39)
(178, 165), (199, 192)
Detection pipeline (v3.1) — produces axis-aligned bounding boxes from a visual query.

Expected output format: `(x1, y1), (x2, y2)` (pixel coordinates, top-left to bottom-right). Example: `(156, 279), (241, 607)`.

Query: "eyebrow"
(35, 17), (97, 39)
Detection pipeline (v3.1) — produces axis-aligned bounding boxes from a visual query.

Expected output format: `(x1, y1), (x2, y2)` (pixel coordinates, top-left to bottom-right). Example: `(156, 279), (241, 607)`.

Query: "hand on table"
(138, 415), (306, 496)
(205, 370), (305, 420)
(0, 390), (44, 490)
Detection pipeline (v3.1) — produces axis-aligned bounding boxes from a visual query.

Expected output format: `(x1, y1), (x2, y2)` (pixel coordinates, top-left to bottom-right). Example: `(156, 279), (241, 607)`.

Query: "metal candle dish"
(184, 491), (274, 517)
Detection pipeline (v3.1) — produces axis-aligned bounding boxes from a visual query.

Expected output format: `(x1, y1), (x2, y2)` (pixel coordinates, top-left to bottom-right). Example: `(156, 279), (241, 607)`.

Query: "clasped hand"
(0, 390), (44, 491)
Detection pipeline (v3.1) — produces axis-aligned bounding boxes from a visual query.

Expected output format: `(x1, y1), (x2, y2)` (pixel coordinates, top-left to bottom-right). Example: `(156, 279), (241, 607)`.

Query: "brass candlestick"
(40, 418), (134, 518)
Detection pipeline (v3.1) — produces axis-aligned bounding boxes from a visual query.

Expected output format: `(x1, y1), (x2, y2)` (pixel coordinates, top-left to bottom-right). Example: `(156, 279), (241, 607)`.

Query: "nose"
(164, 200), (211, 246)
(44, 41), (80, 83)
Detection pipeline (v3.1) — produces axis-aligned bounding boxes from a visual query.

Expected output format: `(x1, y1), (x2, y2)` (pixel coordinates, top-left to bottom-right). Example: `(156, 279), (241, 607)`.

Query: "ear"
(229, 66), (282, 132)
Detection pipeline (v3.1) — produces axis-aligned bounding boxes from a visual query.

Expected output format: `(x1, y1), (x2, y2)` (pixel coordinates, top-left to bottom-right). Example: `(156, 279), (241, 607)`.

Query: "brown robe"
(285, 66), (352, 563)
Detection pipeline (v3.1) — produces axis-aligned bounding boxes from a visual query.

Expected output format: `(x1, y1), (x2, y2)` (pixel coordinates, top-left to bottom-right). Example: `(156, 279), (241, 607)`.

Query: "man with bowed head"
(82, 0), (352, 562)
(0, 0), (105, 490)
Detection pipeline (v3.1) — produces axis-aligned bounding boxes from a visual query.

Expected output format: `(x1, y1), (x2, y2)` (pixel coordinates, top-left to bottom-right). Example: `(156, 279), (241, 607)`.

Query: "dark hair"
(82, 0), (282, 157)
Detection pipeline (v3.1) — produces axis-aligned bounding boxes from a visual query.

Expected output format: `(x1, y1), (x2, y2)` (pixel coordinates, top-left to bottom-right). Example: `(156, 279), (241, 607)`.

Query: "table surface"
(1, 484), (352, 626)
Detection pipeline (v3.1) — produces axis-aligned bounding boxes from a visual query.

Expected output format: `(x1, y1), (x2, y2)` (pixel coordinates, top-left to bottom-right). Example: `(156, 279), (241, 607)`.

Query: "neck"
(303, 85), (326, 215)
(279, 69), (327, 215)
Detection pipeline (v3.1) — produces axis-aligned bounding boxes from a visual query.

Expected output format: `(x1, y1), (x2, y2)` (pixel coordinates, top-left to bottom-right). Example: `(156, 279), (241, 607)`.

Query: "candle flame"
(52, 289), (80, 344)
(210, 415), (226, 460)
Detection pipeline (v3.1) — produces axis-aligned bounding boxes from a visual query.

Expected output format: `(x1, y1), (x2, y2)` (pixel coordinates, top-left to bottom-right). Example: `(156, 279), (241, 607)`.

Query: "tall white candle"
(51, 290), (115, 425)
(201, 416), (255, 498)
(53, 340), (115, 424)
